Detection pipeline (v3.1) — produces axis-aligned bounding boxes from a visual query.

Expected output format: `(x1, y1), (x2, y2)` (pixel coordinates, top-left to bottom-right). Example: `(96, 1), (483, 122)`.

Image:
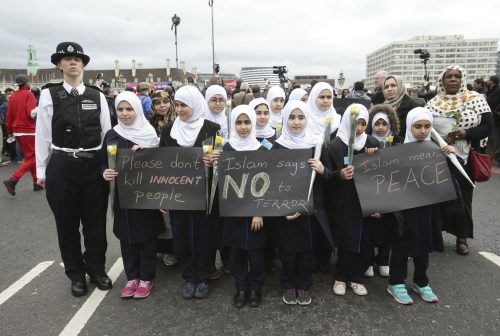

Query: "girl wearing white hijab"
(387, 107), (451, 305)
(218, 105), (266, 308)
(205, 85), (228, 138)
(159, 85), (221, 300)
(363, 104), (401, 278)
(288, 88), (308, 102)
(101, 91), (164, 299)
(266, 86), (286, 128)
(271, 100), (333, 306)
(306, 82), (341, 142)
(249, 98), (275, 144)
(323, 104), (379, 297)
(166, 85), (210, 147)
(226, 105), (262, 151)
(366, 104), (401, 146)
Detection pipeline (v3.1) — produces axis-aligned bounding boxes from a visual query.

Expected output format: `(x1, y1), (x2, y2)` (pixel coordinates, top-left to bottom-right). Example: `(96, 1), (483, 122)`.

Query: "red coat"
(6, 86), (36, 134)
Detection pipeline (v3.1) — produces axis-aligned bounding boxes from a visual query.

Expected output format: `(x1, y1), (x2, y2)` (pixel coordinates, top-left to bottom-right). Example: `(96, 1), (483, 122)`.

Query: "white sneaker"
(332, 281), (346, 296)
(350, 282), (368, 296)
(364, 266), (374, 277)
(378, 265), (390, 277)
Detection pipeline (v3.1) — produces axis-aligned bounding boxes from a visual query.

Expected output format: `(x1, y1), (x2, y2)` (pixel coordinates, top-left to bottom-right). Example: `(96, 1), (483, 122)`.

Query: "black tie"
(70, 88), (79, 97)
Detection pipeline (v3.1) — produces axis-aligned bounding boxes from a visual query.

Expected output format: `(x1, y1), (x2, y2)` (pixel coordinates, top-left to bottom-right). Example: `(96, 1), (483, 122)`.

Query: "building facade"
(239, 67), (281, 88)
(366, 35), (499, 90)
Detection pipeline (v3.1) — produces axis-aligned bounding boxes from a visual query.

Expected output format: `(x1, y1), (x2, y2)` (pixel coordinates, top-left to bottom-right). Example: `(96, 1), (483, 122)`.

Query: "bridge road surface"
(0, 161), (499, 336)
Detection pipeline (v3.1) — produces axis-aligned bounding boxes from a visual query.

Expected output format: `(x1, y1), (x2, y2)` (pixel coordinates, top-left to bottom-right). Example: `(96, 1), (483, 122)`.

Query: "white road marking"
(0, 261), (54, 306)
(479, 252), (500, 268)
(59, 258), (124, 336)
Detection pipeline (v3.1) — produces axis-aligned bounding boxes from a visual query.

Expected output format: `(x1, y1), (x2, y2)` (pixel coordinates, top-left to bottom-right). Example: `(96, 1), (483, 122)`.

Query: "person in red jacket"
(3, 74), (39, 196)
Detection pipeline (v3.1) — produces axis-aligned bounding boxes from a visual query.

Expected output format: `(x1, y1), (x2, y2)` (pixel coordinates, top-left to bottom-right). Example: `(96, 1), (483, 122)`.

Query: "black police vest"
(48, 85), (102, 149)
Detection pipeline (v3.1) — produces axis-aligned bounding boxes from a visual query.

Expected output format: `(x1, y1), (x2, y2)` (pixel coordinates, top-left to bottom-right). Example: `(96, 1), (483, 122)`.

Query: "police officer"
(35, 42), (112, 297)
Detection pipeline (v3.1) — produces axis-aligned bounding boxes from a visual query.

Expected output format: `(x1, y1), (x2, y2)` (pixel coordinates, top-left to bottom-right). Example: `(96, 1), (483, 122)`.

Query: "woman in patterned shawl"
(426, 64), (493, 255)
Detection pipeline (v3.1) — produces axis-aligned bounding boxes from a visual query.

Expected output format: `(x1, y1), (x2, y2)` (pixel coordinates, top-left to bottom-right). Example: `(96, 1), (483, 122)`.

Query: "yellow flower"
(350, 104), (357, 115)
(107, 145), (117, 156)
(203, 145), (213, 154)
(215, 135), (223, 145)
(325, 116), (332, 126)
(386, 135), (394, 143)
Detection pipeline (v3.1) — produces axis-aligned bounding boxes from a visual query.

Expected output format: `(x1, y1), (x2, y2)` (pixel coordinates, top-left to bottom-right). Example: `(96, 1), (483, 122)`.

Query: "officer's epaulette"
(41, 82), (64, 90)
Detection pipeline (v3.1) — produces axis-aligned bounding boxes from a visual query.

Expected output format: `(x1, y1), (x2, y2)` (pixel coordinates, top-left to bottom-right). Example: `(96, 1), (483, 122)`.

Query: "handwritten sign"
(332, 98), (371, 115)
(353, 141), (456, 216)
(218, 149), (313, 217)
(116, 147), (205, 210)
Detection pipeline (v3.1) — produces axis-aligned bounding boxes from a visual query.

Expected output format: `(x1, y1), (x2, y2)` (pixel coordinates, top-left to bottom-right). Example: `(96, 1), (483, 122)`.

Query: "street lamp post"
(209, 0), (215, 75)
(171, 14), (181, 69)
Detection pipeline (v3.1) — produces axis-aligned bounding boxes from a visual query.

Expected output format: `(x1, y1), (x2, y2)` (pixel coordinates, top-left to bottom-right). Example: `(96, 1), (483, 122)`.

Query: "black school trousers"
(279, 251), (313, 290)
(229, 247), (265, 292)
(389, 252), (429, 287)
(120, 240), (157, 281)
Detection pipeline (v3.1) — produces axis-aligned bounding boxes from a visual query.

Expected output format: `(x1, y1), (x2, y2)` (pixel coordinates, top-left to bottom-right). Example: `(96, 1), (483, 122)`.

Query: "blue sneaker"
(412, 283), (438, 303)
(182, 282), (197, 299)
(387, 284), (413, 305)
(194, 281), (210, 299)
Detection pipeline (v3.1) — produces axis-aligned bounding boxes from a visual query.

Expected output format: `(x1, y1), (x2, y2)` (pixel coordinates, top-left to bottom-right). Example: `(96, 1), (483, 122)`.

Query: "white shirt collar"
(63, 81), (85, 95)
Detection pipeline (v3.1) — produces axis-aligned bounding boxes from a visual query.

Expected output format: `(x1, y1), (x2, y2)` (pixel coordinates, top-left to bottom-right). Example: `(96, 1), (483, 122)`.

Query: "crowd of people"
(1, 41), (499, 309)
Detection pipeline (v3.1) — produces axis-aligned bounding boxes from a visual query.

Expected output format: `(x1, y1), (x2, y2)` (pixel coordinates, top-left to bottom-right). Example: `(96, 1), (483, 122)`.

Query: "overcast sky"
(1, 0), (499, 86)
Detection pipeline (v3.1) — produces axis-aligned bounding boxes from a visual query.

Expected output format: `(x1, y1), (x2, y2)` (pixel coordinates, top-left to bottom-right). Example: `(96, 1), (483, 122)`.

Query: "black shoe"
(33, 183), (43, 191)
(71, 280), (88, 297)
(233, 290), (246, 308)
(89, 272), (113, 290)
(248, 290), (261, 308)
(3, 178), (17, 196)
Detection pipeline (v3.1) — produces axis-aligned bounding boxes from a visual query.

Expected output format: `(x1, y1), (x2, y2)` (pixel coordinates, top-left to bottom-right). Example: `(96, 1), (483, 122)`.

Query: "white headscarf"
(404, 107), (433, 143)
(337, 104), (369, 151)
(276, 100), (316, 149)
(113, 91), (159, 148)
(249, 98), (275, 139)
(266, 86), (286, 128)
(371, 112), (392, 142)
(171, 86), (207, 147)
(306, 82), (341, 141)
(288, 88), (308, 102)
(204, 85), (228, 137)
(227, 105), (262, 151)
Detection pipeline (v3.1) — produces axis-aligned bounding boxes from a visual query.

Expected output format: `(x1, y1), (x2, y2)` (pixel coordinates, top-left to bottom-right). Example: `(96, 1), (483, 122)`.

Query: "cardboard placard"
(332, 98), (371, 115)
(353, 141), (457, 216)
(218, 149), (313, 216)
(116, 147), (205, 210)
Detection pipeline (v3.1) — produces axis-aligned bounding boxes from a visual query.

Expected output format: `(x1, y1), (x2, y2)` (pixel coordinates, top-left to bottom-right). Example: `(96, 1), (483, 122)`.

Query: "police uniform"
(35, 42), (111, 295)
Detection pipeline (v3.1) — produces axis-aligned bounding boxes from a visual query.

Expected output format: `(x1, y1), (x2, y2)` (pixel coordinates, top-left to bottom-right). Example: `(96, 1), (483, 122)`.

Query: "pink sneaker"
(133, 280), (153, 299)
(121, 279), (139, 298)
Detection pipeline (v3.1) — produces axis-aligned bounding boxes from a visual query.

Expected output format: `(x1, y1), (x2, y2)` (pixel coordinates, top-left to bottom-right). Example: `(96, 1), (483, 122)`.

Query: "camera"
(273, 66), (287, 76)
(273, 66), (289, 91)
(413, 49), (431, 81)
(214, 63), (220, 74)
(95, 73), (109, 88)
(413, 49), (430, 60)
